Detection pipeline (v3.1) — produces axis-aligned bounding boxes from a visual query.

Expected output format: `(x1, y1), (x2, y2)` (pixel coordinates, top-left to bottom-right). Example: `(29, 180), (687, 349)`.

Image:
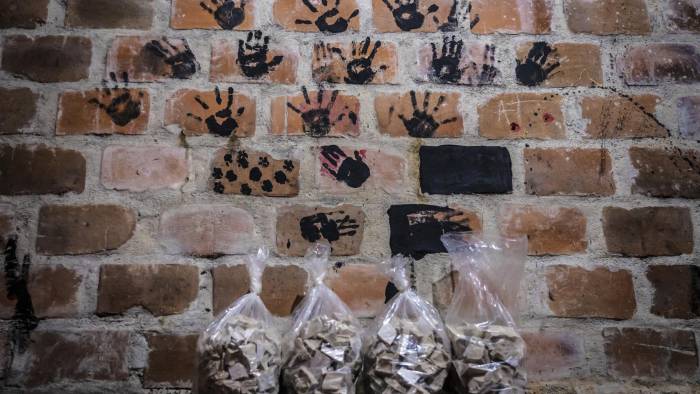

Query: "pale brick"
(326, 263), (389, 318)
(101, 146), (188, 192)
(499, 204), (587, 255)
(479, 93), (564, 139)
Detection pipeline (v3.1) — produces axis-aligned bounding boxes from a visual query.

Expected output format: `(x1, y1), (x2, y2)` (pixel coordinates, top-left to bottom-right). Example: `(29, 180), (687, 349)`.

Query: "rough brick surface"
(581, 95), (666, 138)
(619, 44), (700, 85)
(97, 264), (199, 316)
(0, 144), (86, 195)
(416, 41), (500, 85)
(522, 331), (584, 381)
(106, 36), (200, 81)
(211, 36), (298, 84)
(666, 0), (700, 32)
(0, 0), (48, 28)
(564, 0), (651, 35)
(57, 89), (150, 135)
(326, 263), (389, 317)
(470, 0), (552, 34)
(211, 264), (250, 315)
(524, 148), (615, 196)
(210, 148), (300, 196)
(515, 42), (603, 87)
(499, 204), (587, 255)
(270, 89), (360, 137)
(144, 334), (197, 388)
(630, 147), (700, 198)
(0, 88), (37, 134)
(317, 145), (406, 193)
(647, 265), (700, 319)
(312, 39), (398, 84)
(478, 93), (564, 139)
(0, 265), (81, 318)
(65, 0), (154, 29)
(275, 0), (359, 32)
(678, 96), (700, 140)
(1, 36), (91, 82)
(603, 327), (698, 378)
(602, 206), (693, 256)
(165, 88), (256, 137)
(36, 204), (136, 255)
(172, 0), (255, 30)
(159, 205), (255, 257)
(101, 146), (188, 192)
(375, 91), (463, 137)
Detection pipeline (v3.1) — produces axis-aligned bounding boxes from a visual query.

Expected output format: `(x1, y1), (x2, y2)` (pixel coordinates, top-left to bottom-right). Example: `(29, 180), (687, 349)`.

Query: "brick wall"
(0, 0), (699, 391)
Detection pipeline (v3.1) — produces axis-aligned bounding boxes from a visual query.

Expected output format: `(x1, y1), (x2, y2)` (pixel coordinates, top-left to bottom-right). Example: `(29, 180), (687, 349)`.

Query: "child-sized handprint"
(295, 0), (359, 33)
(391, 91), (458, 137)
(200, 0), (247, 29)
(320, 145), (371, 188)
(431, 36), (465, 83)
(145, 38), (199, 79)
(381, 0), (439, 31)
(344, 38), (386, 84)
(438, 0), (471, 31)
(237, 30), (284, 79)
(515, 41), (560, 87)
(286, 86), (358, 137)
(299, 212), (359, 243)
(88, 72), (143, 127)
(186, 86), (246, 137)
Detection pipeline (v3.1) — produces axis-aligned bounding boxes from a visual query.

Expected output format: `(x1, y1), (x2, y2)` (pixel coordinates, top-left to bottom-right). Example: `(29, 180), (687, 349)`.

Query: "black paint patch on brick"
(419, 145), (513, 194)
(388, 204), (474, 260)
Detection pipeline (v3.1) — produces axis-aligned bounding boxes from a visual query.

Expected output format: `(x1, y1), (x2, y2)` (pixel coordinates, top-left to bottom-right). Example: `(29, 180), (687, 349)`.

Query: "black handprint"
(295, 0), (359, 33)
(382, 0), (439, 31)
(237, 30), (284, 79)
(299, 212), (359, 243)
(88, 72), (143, 127)
(344, 38), (386, 84)
(186, 86), (246, 137)
(431, 36), (465, 83)
(466, 43), (498, 85)
(200, 0), (246, 30)
(321, 145), (371, 188)
(393, 91), (458, 138)
(286, 86), (357, 138)
(438, 0), (471, 31)
(515, 42), (560, 87)
(145, 38), (199, 79)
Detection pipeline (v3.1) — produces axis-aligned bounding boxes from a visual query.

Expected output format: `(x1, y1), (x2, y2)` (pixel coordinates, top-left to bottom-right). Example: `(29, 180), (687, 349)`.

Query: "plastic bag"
(282, 242), (363, 394)
(440, 232), (528, 394)
(364, 255), (451, 394)
(195, 247), (282, 394)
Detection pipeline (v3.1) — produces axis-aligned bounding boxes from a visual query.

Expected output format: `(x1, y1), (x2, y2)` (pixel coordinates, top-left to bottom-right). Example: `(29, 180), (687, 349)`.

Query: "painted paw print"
(382, 0), (439, 31)
(286, 86), (358, 137)
(237, 31), (284, 79)
(391, 91), (459, 138)
(320, 145), (370, 188)
(88, 72), (143, 127)
(200, 0), (247, 29)
(186, 86), (246, 137)
(299, 212), (359, 243)
(144, 38), (199, 79)
(296, 0), (359, 33)
(212, 149), (299, 196)
(431, 36), (465, 83)
(516, 42), (560, 87)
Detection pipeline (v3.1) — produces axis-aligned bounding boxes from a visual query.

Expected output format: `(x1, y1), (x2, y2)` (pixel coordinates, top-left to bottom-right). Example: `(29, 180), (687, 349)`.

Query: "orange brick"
(524, 148), (615, 196)
(581, 95), (667, 138)
(478, 93), (564, 139)
(372, 0), (457, 32)
(326, 263), (389, 318)
(210, 147), (300, 197)
(312, 38), (398, 84)
(57, 87), (150, 135)
(165, 88), (255, 137)
(470, 0), (552, 34)
(273, 0), (359, 32)
(270, 87), (359, 137)
(375, 90), (462, 137)
(211, 34), (297, 84)
(416, 39), (499, 85)
(106, 36), (200, 81)
(317, 145), (406, 193)
(171, 0), (254, 30)
(564, 0), (651, 35)
(500, 204), (587, 255)
(515, 42), (603, 87)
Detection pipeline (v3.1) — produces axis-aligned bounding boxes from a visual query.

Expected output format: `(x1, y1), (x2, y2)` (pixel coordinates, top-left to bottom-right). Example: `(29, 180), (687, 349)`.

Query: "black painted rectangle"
(419, 145), (513, 194)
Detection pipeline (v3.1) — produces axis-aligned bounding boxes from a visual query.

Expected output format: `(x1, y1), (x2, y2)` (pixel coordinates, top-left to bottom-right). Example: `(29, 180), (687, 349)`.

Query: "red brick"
(211, 36), (298, 84)
(499, 204), (587, 255)
(165, 88), (256, 137)
(326, 263), (389, 318)
(101, 146), (188, 192)
(36, 204), (136, 255)
(375, 91), (463, 137)
(602, 206), (693, 257)
(581, 95), (667, 138)
(144, 334), (197, 388)
(1, 36), (91, 82)
(0, 144), (86, 195)
(0, 265), (81, 318)
(274, 0), (359, 32)
(515, 42), (603, 87)
(312, 39), (398, 84)
(22, 331), (129, 387)
(210, 148), (300, 197)
(57, 89), (150, 135)
(546, 265), (636, 319)
(211, 264), (250, 315)
(619, 44), (700, 85)
(372, 0), (456, 32)
(666, 0), (700, 32)
(159, 205), (255, 257)
(276, 204), (365, 256)
(0, 0), (48, 28)
(106, 36), (200, 82)
(564, 0), (651, 35)
(65, 0), (153, 29)
(478, 93), (564, 139)
(470, 0), (552, 34)
(270, 88), (359, 137)
(603, 327), (698, 378)
(97, 264), (198, 316)
(416, 41), (499, 85)
(522, 331), (584, 381)
(0, 87), (37, 134)
(317, 145), (406, 193)
(647, 265), (700, 319)
(172, 0), (255, 30)
(630, 147), (700, 198)
(524, 148), (615, 196)
(678, 96), (700, 140)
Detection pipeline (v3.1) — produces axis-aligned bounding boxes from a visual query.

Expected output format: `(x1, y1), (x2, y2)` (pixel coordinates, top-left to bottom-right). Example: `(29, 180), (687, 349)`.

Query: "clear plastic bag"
(282, 242), (363, 394)
(195, 247), (282, 394)
(440, 232), (528, 394)
(364, 255), (451, 394)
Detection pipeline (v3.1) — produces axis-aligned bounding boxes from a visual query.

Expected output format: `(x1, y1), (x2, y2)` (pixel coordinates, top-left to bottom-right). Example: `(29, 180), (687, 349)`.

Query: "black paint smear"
(382, 0), (439, 31)
(261, 180), (273, 192)
(200, 0), (246, 30)
(237, 30), (284, 79)
(145, 39), (199, 79)
(287, 86), (355, 138)
(249, 167), (262, 181)
(388, 204), (473, 259)
(296, 0), (359, 33)
(419, 145), (512, 194)
(299, 212), (359, 243)
(321, 145), (370, 188)
(515, 41), (560, 87)
(240, 183), (252, 195)
(88, 72), (142, 127)
(395, 91), (458, 137)
(384, 281), (399, 303)
(341, 38), (385, 84)
(4, 237), (38, 354)
(431, 36), (464, 83)
(274, 170), (288, 184)
(187, 86), (245, 137)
